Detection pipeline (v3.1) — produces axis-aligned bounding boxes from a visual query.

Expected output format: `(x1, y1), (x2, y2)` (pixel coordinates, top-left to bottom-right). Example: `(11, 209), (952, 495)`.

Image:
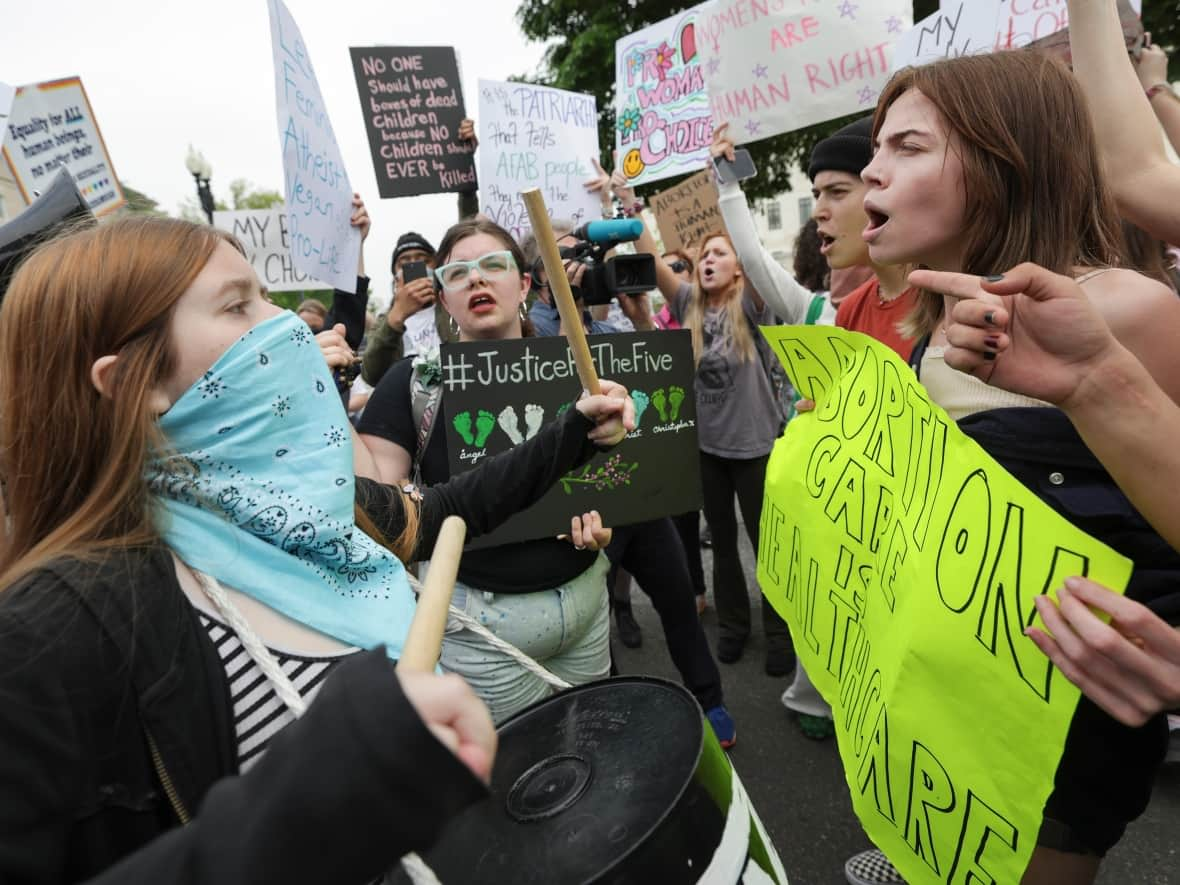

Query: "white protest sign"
(963, 0), (1141, 51)
(2, 77), (124, 215)
(268, 0), (359, 293)
(477, 79), (600, 241)
(403, 306), (441, 358)
(700, 0), (911, 143)
(213, 208), (329, 292)
(615, 4), (712, 187)
(893, 1), (1002, 71)
(0, 82), (14, 142)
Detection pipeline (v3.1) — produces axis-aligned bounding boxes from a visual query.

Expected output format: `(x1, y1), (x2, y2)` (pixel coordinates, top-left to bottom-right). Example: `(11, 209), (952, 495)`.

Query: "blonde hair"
(684, 232), (756, 366)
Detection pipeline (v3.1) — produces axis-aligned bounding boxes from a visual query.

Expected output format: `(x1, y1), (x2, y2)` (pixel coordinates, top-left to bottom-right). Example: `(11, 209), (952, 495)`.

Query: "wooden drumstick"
(398, 515), (467, 672)
(521, 188), (602, 396)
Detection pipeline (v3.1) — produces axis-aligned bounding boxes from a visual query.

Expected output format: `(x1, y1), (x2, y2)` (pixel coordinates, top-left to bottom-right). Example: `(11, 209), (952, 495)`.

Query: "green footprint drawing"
(452, 411), (475, 445)
(651, 388), (668, 422)
(631, 390), (650, 427)
(668, 385), (685, 421)
(473, 409), (496, 447)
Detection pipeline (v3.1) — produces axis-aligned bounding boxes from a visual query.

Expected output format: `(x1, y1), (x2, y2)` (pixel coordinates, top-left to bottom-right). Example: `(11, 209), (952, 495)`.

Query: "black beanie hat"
(390, 231), (435, 271)
(807, 116), (874, 182)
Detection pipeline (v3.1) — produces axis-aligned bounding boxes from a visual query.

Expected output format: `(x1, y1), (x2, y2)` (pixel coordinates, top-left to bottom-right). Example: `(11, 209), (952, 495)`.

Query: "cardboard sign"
(892, 2), (1002, 70)
(615, 5), (713, 187)
(984, 0), (1141, 52)
(2, 77), (124, 216)
(439, 331), (702, 549)
(349, 46), (476, 199)
(268, 0), (360, 293)
(756, 326), (1132, 884)
(477, 79), (600, 242)
(650, 168), (723, 254)
(700, 0), (911, 142)
(213, 208), (328, 292)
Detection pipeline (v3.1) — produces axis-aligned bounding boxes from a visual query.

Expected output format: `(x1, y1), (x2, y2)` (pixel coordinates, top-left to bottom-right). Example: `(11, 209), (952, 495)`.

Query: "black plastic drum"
(406, 677), (788, 884)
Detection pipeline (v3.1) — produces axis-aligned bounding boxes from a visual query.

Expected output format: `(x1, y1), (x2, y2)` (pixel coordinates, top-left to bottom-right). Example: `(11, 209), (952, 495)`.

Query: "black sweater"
(0, 406), (601, 883)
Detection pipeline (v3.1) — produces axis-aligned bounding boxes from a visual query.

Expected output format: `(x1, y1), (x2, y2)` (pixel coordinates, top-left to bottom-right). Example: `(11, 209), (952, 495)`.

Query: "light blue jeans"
(440, 554), (611, 723)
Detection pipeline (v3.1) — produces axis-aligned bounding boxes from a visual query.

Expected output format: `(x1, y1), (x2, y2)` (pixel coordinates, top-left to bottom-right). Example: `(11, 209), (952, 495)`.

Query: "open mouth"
(702, 267), (716, 282)
(863, 206), (890, 241)
(818, 232), (837, 255)
(467, 292), (496, 313)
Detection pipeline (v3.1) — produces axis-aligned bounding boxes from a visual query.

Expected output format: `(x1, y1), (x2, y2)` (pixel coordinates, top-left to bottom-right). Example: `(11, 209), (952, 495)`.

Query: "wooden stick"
(398, 515), (467, 672)
(521, 188), (601, 396)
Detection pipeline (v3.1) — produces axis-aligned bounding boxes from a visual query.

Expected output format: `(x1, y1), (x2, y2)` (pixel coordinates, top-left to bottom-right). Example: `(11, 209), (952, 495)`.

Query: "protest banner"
(439, 331), (701, 549)
(756, 326), (1132, 884)
(349, 46), (476, 199)
(650, 168), (722, 254)
(2, 77), (124, 216)
(212, 208), (328, 292)
(477, 79), (600, 242)
(892, 2), (1001, 71)
(615, 4), (712, 187)
(268, 0), (359, 293)
(699, 0), (911, 143)
(977, 0), (1140, 52)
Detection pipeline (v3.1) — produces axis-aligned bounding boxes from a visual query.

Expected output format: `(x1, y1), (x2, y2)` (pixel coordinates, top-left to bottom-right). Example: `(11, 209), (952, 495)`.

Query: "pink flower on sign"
(654, 41), (677, 80)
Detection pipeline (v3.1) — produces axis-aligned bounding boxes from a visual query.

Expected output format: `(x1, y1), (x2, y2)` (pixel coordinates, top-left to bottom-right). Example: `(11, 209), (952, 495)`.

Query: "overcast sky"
(1, 0), (551, 308)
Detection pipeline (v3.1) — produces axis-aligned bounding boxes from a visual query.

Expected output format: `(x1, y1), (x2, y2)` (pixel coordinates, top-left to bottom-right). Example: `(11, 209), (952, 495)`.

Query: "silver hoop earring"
(448, 315), (459, 338)
(519, 302), (529, 325)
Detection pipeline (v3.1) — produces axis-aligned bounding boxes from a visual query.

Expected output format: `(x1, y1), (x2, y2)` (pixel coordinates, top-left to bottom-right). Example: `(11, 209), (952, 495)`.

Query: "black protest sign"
(350, 46), (476, 199)
(439, 331), (701, 549)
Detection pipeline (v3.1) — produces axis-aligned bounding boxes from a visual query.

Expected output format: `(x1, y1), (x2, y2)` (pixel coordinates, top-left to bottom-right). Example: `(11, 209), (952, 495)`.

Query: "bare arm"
(358, 434), (413, 486)
(1068, 0), (1180, 242)
(608, 165), (685, 303)
(1135, 43), (1180, 156)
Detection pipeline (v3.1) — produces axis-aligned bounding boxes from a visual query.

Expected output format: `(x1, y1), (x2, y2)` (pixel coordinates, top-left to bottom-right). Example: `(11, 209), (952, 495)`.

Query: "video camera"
(543, 218), (657, 307)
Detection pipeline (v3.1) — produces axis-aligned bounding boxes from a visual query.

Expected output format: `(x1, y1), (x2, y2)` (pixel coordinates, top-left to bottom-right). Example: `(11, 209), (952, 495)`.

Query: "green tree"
(516, 0), (1178, 202)
(119, 183), (168, 216)
(178, 178), (284, 222)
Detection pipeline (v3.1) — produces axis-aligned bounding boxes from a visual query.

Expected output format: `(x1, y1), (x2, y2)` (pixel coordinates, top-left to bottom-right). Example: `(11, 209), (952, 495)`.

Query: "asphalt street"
(610, 525), (1180, 885)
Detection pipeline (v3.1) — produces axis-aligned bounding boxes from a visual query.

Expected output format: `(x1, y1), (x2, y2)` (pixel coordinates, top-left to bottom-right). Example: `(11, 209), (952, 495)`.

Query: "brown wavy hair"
(0, 217), (414, 591)
(875, 52), (1126, 338)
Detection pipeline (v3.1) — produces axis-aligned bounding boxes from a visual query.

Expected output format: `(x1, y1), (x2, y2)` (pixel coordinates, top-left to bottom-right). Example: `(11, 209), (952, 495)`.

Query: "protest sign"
(892, 2), (1001, 71)
(700, 0), (911, 143)
(403, 306), (441, 358)
(756, 326), (1132, 884)
(349, 46), (476, 199)
(615, 4), (712, 187)
(2, 77), (124, 216)
(268, 0), (359, 293)
(650, 168), (722, 254)
(439, 331), (701, 549)
(0, 82), (14, 133)
(477, 79), (600, 242)
(980, 0), (1140, 52)
(213, 208), (328, 292)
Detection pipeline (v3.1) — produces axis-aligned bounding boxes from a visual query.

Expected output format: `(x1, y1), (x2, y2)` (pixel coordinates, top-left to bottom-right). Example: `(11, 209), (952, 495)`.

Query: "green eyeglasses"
(433, 251), (517, 292)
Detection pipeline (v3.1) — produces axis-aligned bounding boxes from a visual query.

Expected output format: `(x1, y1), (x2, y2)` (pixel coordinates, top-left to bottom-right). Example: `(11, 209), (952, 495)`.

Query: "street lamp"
(184, 145), (215, 224)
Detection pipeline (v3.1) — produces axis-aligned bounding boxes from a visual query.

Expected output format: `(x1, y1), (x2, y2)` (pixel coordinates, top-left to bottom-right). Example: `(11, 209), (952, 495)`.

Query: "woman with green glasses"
(359, 218), (619, 722)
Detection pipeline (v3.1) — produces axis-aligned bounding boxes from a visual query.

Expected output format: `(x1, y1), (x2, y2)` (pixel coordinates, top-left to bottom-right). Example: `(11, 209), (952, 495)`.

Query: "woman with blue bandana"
(0, 216), (634, 882)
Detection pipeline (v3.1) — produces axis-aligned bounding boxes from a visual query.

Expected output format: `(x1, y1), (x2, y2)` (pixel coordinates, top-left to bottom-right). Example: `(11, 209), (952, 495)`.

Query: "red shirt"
(834, 277), (919, 362)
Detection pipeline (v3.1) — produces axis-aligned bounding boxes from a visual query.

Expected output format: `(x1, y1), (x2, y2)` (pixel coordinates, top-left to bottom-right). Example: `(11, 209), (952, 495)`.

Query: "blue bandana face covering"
(146, 311), (415, 658)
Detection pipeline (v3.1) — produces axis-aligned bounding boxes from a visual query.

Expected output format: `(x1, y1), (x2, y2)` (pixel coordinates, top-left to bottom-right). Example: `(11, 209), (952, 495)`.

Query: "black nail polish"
(984, 336), (1000, 349)
(984, 311), (996, 325)
(983, 352), (996, 361)
(984, 274), (1004, 282)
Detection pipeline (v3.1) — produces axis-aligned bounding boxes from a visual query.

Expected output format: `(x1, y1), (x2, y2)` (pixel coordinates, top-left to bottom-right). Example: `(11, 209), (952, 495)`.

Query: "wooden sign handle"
(521, 188), (601, 396)
(398, 516), (467, 672)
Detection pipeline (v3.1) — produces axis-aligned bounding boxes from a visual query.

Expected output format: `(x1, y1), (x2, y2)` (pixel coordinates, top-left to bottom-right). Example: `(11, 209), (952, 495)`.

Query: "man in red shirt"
(809, 117), (917, 360)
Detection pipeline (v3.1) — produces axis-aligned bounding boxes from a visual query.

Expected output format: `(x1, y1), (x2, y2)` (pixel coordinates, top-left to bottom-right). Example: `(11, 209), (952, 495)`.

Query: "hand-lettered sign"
(615, 5), (713, 187)
(268, 0), (360, 293)
(2, 77), (124, 216)
(700, 0), (911, 142)
(477, 79), (600, 242)
(213, 208), (328, 292)
(982, 0), (1141, 52)
(349, 46), (476, 199)
(757, 326), (1132, 885)
(650, 168), (722, 254)
(892, 1), (1001, 71)
(440, 331), (701, 549)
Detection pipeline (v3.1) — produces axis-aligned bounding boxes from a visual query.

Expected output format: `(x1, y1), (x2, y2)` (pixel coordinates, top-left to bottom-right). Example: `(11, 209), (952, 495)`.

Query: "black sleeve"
(356, 357), (417, 454)
(87, 650), (486, 885)
(324, 275), (370, 350)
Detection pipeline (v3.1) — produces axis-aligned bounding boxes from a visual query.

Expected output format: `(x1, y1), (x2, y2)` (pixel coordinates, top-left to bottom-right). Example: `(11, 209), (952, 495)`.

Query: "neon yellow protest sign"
(757, 326), (1132, 885)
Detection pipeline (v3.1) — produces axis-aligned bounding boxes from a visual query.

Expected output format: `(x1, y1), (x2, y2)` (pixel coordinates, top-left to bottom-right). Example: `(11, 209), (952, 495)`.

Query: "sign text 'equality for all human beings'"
(756, 326), (1132, 885)
(268, 0), (359, 293)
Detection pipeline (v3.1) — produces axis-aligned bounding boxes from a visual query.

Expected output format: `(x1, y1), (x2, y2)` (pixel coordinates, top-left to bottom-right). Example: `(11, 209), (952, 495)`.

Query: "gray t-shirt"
(669, 282), (782, 458)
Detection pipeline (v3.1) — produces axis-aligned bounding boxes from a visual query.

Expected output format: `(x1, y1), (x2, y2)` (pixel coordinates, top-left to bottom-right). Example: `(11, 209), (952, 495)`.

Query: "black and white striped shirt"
(198, 612), (357, 772)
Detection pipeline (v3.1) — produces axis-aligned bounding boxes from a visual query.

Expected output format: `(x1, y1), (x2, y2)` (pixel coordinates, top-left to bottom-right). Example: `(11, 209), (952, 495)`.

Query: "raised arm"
(608, 162), (686, 304)
(1135, 41), (1180, 157)
(1068, 0), (1180, 242)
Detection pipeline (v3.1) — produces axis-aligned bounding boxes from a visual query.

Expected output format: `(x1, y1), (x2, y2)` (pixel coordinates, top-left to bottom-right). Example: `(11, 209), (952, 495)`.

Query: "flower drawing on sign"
(617, 107), (642, 140)
(559, 454), (639, 494)
(654, 42), (677, 80)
